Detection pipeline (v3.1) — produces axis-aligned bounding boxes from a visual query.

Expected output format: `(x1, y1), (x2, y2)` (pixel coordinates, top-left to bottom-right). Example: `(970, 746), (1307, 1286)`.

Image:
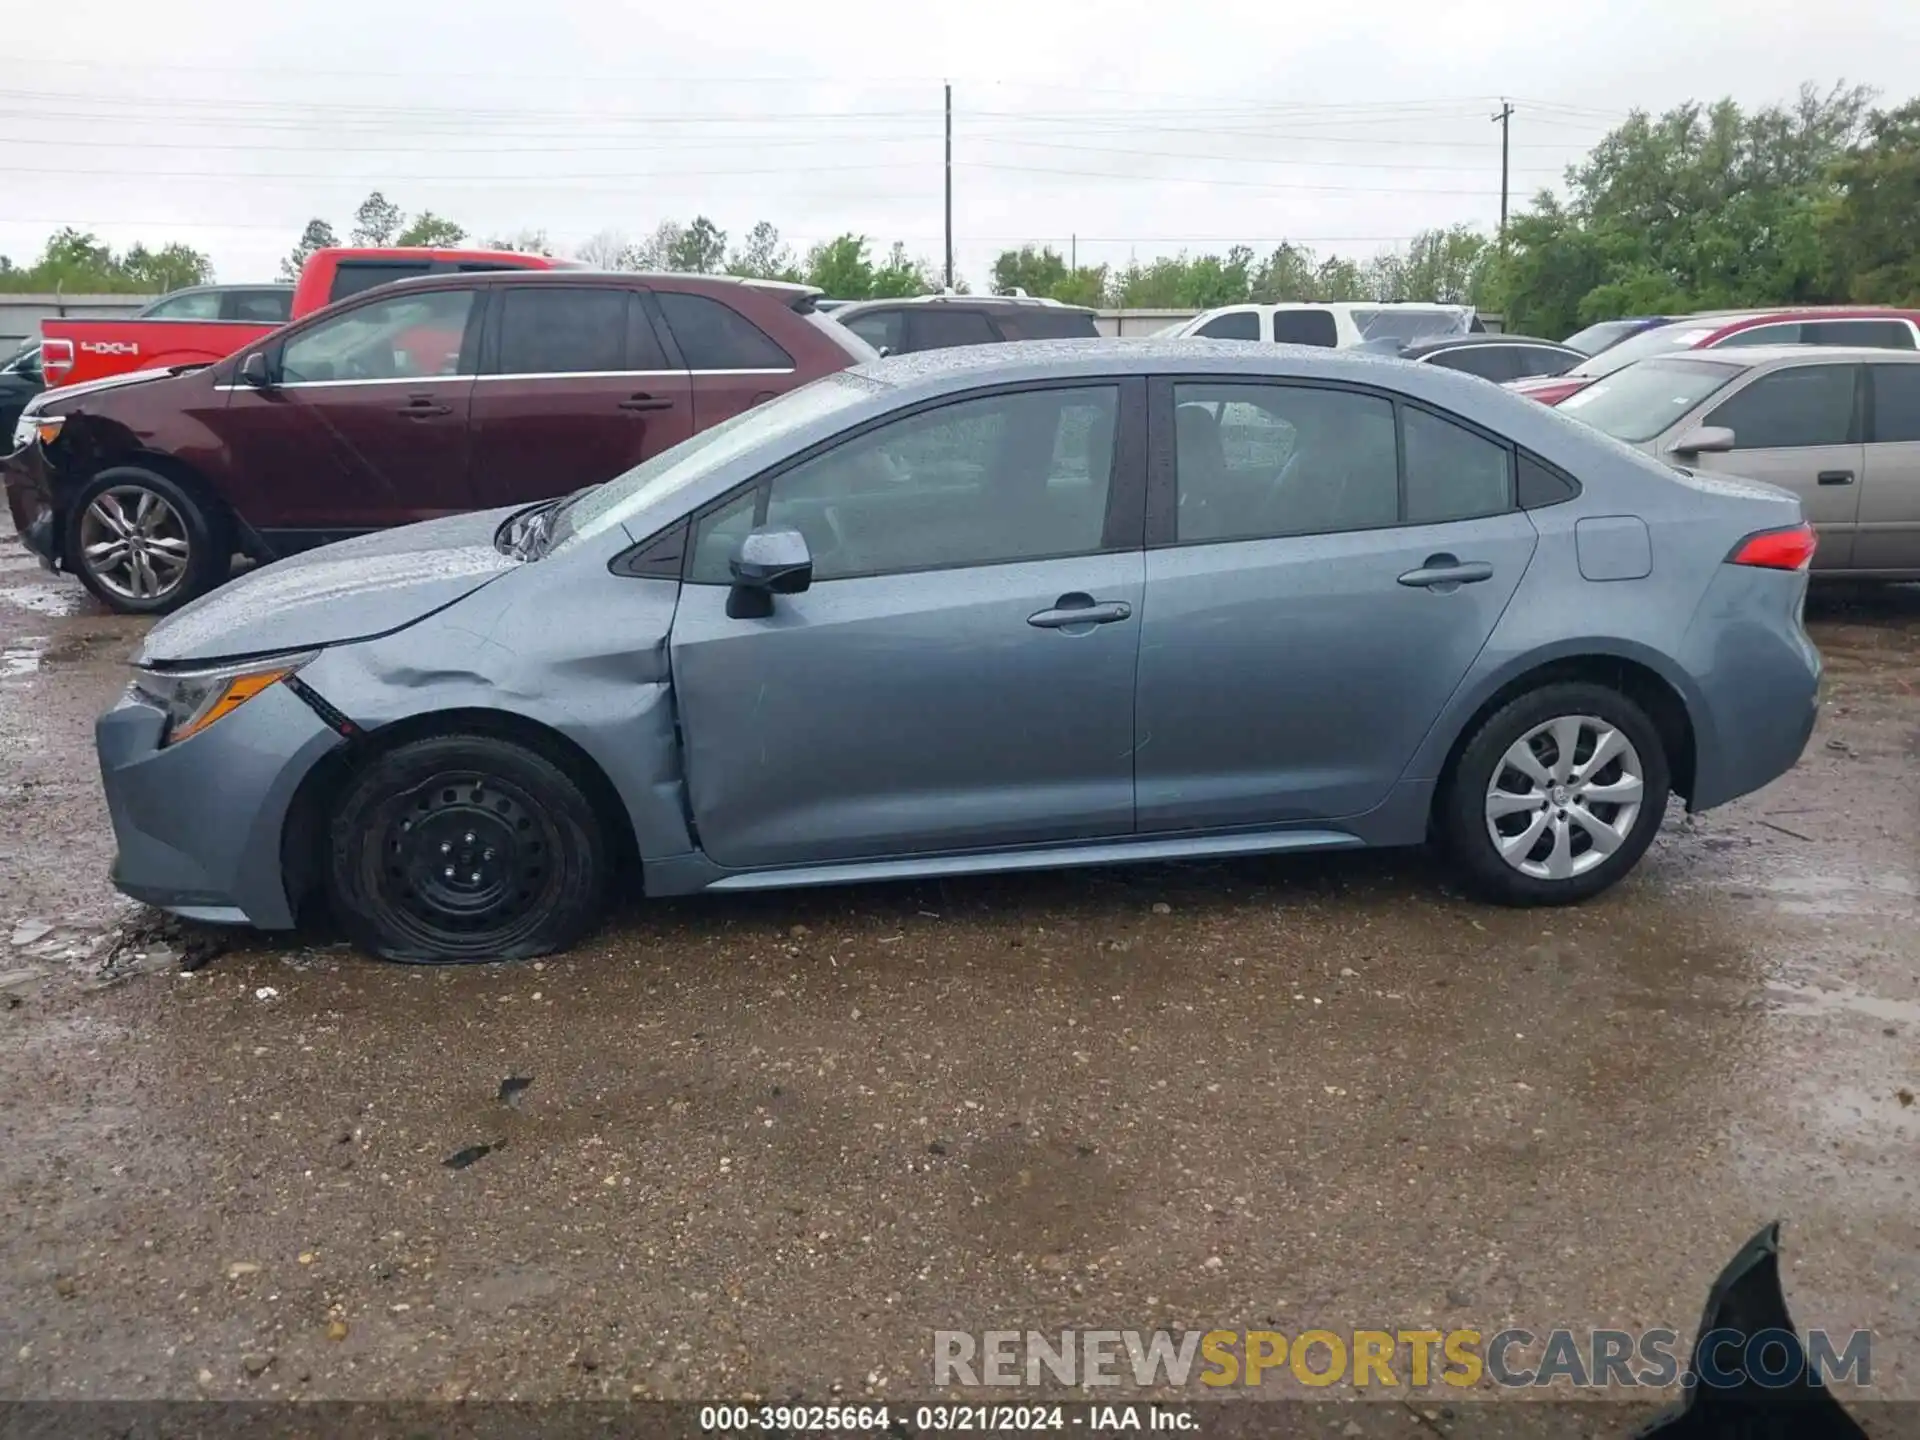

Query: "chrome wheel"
(78, 485), (191, 603)
(1484, 714), (1645, 881)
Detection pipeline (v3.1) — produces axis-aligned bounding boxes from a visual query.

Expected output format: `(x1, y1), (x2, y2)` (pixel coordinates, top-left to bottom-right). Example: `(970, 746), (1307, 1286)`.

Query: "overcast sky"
(7, 0), (1918, 290)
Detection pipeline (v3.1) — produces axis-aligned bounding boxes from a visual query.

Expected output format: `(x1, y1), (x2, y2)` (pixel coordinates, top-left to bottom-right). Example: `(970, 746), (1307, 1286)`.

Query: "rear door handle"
(1398, 555), (1494, 589)
(1028, 594), (1132, 629)
(1817, 470), (1855, 486)
(397, 397), (452, 418)
(619, 393), (674, 412)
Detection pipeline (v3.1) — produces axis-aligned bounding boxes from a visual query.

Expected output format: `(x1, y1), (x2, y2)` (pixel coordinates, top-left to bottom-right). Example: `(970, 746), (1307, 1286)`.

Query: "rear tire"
(326, 734), (609, 964)
(64, 466), (230, 615)
(1438, 681), (1670, 906)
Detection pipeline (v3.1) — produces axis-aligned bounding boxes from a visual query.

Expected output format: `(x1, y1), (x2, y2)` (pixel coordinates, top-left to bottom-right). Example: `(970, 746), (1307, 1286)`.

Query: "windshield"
(547, 373), (879, 552)
(1562, 319), (1654, 356)
(1349, 308), (1470, 343)
(1567, 321), (1732, 379)
(1554, 358), (1743, 443)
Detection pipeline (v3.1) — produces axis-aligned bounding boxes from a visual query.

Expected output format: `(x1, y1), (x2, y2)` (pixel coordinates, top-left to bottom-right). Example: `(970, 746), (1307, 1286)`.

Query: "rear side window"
(228, 289), (293, 323)
(1706, 365), (1859, 449)
(1195, 311), (1260, 341)
(654, 291), (793, 370)
(1870, 365), (1920, 443)
(495, 287), (628, 373)
(996, 309), (1099, 341)
(1402, 407), (1513, 523)
(907, 308), (1000, 351)
(1272, 309), (1338, 347)
(1426, 347), (1514, 382)
(843, 309), (903, 354)
(329, 260), (434, 302)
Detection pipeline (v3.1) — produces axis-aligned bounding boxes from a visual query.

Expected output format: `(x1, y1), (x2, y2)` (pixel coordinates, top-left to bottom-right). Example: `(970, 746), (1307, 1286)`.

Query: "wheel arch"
(279, 706), (642, 926)
(1426, 645), (1701, 816)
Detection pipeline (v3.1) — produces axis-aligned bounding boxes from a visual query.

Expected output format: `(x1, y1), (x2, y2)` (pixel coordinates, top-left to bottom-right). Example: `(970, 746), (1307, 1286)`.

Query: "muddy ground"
(0, 528), (1915, 1424)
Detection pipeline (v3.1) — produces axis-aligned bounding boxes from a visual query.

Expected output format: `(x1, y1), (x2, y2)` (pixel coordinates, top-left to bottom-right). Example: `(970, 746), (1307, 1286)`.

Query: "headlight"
(10, 412), (39, 450)
(131, 651), (316, 745)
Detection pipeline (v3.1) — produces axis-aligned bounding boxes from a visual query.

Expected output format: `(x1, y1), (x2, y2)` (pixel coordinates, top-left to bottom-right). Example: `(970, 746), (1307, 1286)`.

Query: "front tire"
(327, 734), (609, 964)
(64, 467), (230, 615)
(1438, 681), (1670, 906)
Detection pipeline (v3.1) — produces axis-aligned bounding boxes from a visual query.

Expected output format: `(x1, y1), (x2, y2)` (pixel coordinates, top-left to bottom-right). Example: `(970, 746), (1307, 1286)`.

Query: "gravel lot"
(1, 525), (1915, 1421)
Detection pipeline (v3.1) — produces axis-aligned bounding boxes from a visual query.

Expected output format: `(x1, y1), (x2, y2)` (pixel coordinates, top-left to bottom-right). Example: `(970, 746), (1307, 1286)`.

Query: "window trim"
(1703, 362), (1865, 451)
(1144, 373), (1520, 549)
(643, 375), (1149, 585)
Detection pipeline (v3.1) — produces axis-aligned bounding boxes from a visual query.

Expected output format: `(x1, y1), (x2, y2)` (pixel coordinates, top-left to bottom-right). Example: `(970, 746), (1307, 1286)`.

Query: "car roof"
(833, 293), (1095, 317)
(1396, 334), (1572, 355)
(381, 269), (821, 301)
(1648, 344), (1920, 370)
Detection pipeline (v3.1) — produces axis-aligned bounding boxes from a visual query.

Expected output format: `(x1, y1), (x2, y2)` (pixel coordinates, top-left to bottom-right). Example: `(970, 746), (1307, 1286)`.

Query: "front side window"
(1271, 309), (1339, 347)
(494, 287), (629, 374)
(143, 291), (221, 320)
(281, 289), (475, 383)
(1403, 407), (1512, 523)
(1172, 382), (1398, 541)
(1705, 365), (1859, 450)
(690, 385), (1119, 582)
(654, 291), (792, 370)
(1511, 345), (1577, 378)
(1804, 319), (1916, 350)
(1195, 311), (1260, 341)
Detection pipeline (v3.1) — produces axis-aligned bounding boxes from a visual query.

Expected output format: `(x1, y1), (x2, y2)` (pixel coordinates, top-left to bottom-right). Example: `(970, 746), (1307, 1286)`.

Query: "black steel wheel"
(327, 734), (609, 963)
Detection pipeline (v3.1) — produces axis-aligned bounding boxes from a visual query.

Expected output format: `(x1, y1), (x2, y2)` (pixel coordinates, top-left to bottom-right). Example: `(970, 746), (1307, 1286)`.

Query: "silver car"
(98, 341), (1821, 963)
(1552, 346), (1920, 576)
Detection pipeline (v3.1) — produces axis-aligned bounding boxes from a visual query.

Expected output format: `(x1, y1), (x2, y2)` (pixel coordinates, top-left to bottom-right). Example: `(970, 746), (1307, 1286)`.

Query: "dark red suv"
(4, 271), (873, 613)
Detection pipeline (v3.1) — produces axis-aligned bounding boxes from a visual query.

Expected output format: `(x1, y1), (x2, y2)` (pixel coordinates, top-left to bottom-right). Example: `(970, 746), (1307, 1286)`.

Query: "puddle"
(1759, 871), (1919, 917)
(0, 583), (82, 617)
(1765, 979), (1920, 1025)
(0, 635), (48, 679)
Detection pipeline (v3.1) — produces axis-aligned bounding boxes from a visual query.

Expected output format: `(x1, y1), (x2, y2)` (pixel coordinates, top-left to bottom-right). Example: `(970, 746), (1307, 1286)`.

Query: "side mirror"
(1672, 424), (1734, 456)
(876, 345), (893, 358)
(239, 351), (274, 389)
(726, 527), (813, 619)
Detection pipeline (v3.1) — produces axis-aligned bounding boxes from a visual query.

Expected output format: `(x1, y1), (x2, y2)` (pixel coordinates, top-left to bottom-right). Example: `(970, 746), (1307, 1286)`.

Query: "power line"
(955, 161), (1500, 196)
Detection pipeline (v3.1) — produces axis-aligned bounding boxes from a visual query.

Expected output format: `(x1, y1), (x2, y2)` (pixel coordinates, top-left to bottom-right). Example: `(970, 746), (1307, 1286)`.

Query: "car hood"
(27, 365), (191, 416)
(135, 508), (522, 667)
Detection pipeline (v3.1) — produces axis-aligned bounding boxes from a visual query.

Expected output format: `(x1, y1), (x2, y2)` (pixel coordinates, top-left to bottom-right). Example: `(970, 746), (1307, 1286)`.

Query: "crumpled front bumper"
(96, 679), (345, 929)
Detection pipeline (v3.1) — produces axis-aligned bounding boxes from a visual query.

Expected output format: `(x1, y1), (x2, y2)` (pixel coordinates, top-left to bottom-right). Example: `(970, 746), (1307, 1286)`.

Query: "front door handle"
(1817, 470), (1855, 486)
(1028, 593), (1133, 629)
(1398, 554), (1494, 589)
(620, 393), (674, 412)
(397, 397), (452, 418)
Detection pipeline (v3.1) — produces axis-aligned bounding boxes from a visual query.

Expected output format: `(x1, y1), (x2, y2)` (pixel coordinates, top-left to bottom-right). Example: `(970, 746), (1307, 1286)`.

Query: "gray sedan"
(1552, 345), (1920, 576)
(98, 340), (1822, 963)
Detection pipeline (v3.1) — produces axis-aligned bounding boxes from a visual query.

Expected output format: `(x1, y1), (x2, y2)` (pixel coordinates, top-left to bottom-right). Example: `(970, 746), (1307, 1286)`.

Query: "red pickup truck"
(40, 247), (577, 387)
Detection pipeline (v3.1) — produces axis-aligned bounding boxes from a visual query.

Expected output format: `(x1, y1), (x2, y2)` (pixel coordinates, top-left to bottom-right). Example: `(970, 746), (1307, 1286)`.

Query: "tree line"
(4, 81), (1916, 338)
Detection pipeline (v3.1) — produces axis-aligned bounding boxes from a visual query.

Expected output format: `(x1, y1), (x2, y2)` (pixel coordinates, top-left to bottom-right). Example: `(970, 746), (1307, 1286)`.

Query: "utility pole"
(944, 82), (954, 291)
(1491, 99), (1514, 246)
(1071, 233), (1077, 271)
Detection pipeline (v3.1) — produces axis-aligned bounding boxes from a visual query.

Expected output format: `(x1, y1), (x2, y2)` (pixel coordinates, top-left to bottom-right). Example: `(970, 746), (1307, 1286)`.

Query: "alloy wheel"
(77, 485), (191, 604)
(1483, 714), (1646, 881)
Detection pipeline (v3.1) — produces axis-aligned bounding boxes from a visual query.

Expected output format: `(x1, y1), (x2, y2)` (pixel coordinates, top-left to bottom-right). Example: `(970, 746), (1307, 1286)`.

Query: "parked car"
(134, 282), (294, 324)
(39, 247), (579, 388)
(1560, 316), (1673, 356)
(1509, 307), (1920, 406)
(6, 271), (874, 613)
(1168, 302), (1480, 347)
(97, 339), (1819, 962)
(1374, 333), (1584, 383)
(0, 343), (44, 440)
(1554, 345), (1920, 577)
(830, 293), (1099, 354)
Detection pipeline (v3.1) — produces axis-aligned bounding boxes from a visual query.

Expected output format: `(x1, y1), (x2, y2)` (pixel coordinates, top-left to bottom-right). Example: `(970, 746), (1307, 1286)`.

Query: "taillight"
(41, 338), (73, 381)
(1728, 523), (1817, 571)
